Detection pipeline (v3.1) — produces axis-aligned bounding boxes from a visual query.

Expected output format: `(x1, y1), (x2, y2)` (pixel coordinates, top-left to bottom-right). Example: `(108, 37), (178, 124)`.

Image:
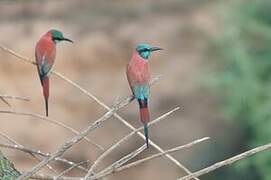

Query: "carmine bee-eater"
(35, 29), (73, 116)
(126, 43), (162, 148)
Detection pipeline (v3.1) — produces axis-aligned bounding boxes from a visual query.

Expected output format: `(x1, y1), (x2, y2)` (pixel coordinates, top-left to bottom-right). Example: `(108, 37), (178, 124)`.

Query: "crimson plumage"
(127, 43), (162, 148)
(35, 30), (72, 116)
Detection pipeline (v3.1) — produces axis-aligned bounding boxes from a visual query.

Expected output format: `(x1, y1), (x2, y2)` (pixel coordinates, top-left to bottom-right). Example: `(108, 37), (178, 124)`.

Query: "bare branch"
(0, 143), (88, 172)
(0, 132), (57, 174)
(178, 142), (271, 180)
(110, 145), (147, 169)
(0, 97), (10, 106)
(0, 44), (194, 178)
(0, 132), (18, 144)
(0, 94), (30, 101)
(56, 161), (89, 179)
(87, 145), (147, 179)
(0, 143), (49, 157)
(18, 100), (124, 179)
(31, 174), (81, 180)
(31, 144), (146, 180)
(0, 44), (36, 65)
(94, 137), (210, 179)
(86, 107), (180, 177)
(0, 110), (104, 151)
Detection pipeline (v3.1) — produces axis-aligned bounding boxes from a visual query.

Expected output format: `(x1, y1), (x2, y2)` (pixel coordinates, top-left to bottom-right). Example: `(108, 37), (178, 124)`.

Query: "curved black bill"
(150, 47), (163, 52)
(63, 37), (73, 43)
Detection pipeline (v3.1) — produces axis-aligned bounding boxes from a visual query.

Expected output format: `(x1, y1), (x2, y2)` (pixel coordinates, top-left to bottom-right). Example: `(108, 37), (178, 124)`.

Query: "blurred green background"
(0, 0), (270, 179)
(207, 0), (271, 179)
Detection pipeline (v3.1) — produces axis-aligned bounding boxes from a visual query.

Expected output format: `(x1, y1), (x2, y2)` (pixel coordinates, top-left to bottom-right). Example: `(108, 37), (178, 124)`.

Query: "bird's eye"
(140, 48), (149, 52)
(53, 37), (62, 41)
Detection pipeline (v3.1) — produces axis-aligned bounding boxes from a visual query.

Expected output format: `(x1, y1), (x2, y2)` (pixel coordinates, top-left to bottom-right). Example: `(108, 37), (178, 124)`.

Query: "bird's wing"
(127, 62), (150, 100)
(35, 53), (53, 79)
(35, 40), (56, 79)
(132, 84), (150, 100)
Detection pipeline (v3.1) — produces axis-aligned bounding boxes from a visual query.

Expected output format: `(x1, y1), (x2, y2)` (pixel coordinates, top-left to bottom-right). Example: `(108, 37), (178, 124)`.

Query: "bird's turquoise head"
(50, 29), (73, 44)
(136, 43), (163, 60)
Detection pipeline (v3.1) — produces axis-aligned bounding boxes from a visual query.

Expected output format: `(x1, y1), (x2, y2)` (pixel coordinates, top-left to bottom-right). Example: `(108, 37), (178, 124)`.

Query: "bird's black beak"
(62, 37), (73, 43)
(150, 47), (163, 52)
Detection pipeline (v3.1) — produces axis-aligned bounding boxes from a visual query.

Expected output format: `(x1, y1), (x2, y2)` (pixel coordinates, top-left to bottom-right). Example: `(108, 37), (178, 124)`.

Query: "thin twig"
(0, 97), (10, 106)
(0, 44), (194, 178)
(56, 161), (89, 179)
(86, 107), (180, 177)
(109, 145), (147, 169)
(118, 137), (210, 172)
(23, 137), (271, 180)
(87, 145), (147, 179)
(91, 145), (146, 179)
(178, 142), (271, 180)
(0, 132), (18, 144)
(0, 94), (30, 101)
(0, 110), (104, 151)
(94, 137), (210, 179)
(0, 143), (88, 172)
(0, 132), (58, 174)
(31, 174), (81, 180)
(18, 100), (123, 179)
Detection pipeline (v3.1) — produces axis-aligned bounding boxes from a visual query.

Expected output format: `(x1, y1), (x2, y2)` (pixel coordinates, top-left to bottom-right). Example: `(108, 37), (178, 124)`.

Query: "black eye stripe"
(53, 37), (62, 41)
(140, 48), (149, 52)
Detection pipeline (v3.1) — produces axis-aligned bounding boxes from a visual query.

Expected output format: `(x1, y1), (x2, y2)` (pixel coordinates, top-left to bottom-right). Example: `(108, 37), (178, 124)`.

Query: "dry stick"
(0, 132), (58, 174)
(0, 142), (55, 174)
(31, 174), (81, 180)
(178, 142), (271, 180)
(56, 158), (88, 172)
(30, 142), (271, 180)
(86, 145), (147, 179)
(50, 71), (194, 178)
(118, 137), (210, 172)
(0, 94), (30, 101)
(0, 110), (104, 151)
(56, 161), (89, 179)
(18, 100), (124, 179)
(94, 137), (210, 180)
(0, 44), (195, 178)
(1, 97), (10, 106)
(30, 137), (209, 180)
(0, 143), (88, 172)
(48, 74), (198, 179)
(86, 107), (180, 177)
(0, 132), (19, 144)
(110, 145), (147, 169)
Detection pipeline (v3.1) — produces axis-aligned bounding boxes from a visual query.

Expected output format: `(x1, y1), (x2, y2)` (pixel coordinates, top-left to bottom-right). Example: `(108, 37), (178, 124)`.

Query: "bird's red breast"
(127, 51), (150, 87)
(35, 31), (56, 68)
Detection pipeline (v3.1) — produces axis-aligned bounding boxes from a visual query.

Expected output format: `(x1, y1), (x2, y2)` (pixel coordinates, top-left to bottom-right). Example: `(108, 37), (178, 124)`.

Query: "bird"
(35, 29), (73, 116)
(126, 43), (162, 148)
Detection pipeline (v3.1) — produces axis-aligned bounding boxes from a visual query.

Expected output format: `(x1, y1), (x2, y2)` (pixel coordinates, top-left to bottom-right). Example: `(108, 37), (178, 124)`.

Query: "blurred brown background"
(0, 0), (253, 180)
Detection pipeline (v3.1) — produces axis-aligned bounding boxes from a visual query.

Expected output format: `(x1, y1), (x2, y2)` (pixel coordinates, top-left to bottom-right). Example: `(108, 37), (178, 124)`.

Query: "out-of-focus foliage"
(209, 0), (271, 179)
(0, 151), (21, 180)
